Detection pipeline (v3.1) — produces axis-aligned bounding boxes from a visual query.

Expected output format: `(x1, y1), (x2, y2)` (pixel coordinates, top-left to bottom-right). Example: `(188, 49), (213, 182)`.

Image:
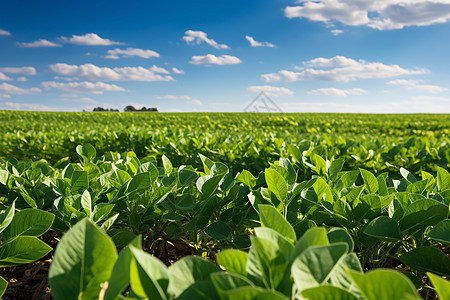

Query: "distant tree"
(124, 105), (137, 112)
(93, 107), (120, 112)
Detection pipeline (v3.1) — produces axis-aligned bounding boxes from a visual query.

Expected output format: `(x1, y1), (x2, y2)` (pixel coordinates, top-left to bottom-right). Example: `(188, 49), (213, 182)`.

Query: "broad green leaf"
(291, 243), (348, 293)
(168, 256), (220, 298)
(360, 169), (378, 194)
(329, 253), (362, 292)
(161, 155), (173, 174)
(178, 167), (198, 186)
(279, 158), (297, 185)
(223, 286), (288, 300)
(0, 200), (15, 234)
(176, 281), (218, 300)
(210, 272), (254, 295)
(199, 153), (215, 175)
(216, 250), (248, 277)
(71, 170), (89, 194)
(235, 170), (257, 189)
(400, 167), (417, 183)
(301, 285), (358, 300)
(327, 228), (354, 253)
(364, 216), (401, 241)
(259, 204), (296, 243)
(49, 218), (118, 300)
(294, 227), (329, 258)
(313, 178), (334, 204)
(428, 219), (450, 244)
(427, 272), (450, 300)
(130, 247), (169, 300)
(81, 190), (92, 218)
(197, 174), (223, 199)
(0, 236), (51, 267)
(312, 154), (327, 176)
(328, 158), (345, 180)
(2, 209), (54, 241)
(399, 198), (448, 233)
(76, 143), (96, 162)
(437, 167), (450, 192)
(204, 221), (232, 240)
(104, 237), (142, 300)
(399, 247), (450, 276)
(265, 168), (288, 202)
(348, 269), (420, 300)
(174, 194), (196, 210)
(0, 170), (9, 185)
(126, 172), (152, 195)
(0, 276), (6, 298)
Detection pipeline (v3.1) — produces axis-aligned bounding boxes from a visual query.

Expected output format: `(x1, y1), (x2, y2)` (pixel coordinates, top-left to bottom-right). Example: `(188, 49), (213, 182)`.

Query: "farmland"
(0, 110), (449, 299)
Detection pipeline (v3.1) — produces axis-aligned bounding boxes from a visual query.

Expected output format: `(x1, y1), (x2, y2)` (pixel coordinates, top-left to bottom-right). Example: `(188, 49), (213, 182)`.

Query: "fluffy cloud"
(387, 79), (447, 93)
(187, 99), (202, 105)
(331, 29), (343, 36)
(0, 67), (37, 75)
(61, 33), (123, 46)
(105, 48), (160, 59)
(247, 85), (293, 97)
(49, 63), (174, 82)
(155, 95), (191, 100)
(18, 39), (62, 48)
(42, 81), (126, 94)
(172, 67), (185, 74)
(150, 65), (170, 74)
(262, 56), (427, 82)
(307, 87), (367, 97)
(17, 77), (27, 82)
(190, 54), (242, 65)
(0, 29), (10, 36)
(285, 0), (450, 30)
(0, 72), (12, 81)
(0, 83), (41, 95)
(183, 30), (230, 49)
(3, 102), (55, 111)
(245, 36), (276, 48)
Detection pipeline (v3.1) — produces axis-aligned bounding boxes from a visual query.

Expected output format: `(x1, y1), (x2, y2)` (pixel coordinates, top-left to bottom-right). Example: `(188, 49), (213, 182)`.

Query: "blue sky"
(1, 0), (450, 112)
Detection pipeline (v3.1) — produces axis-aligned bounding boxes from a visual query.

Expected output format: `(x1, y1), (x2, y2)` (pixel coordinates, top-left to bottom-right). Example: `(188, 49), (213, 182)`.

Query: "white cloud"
(247, 85), (293, 97)
(49, 63), (174, 82)
(0, 83), (41, 95)
(307, 87), (367, 97)
(60, 96), (97, 104)
(0, 67), (37, 75)
(0, 29), (11, 36)
(18, 39), (62, 48)
(150, 65), (170, 74)
(17, 77), (27, 82)
(187, 99), (202, 105)
(0, 72), (12, 81)
(285, 1), (450, 30)
(3, 102), (55, 111)
(262, 55), (427, 83)
(331, 29), (343, 36)
(61, 33), (123, 46)
(183, 30), (230, 49)
(105, 47), (160, 59)
(42, 81), (126, 94)
(172, 67), (185, 74)
(190, 54), (242, 65)
(155, 95), (191, 100)
(387, 79), (447, 93)
(245, 36), (276, 48)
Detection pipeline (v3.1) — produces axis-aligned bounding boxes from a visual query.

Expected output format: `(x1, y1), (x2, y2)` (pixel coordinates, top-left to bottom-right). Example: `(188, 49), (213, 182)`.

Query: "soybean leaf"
(294, 227), (329, 258)
(265, 168), (288, 202)
(437, 167), (450, 192)
(301, 285), (358, 300)
(0, 276), (6, 298)
(0, 236), (52, 267)
(176, 281), (218, 300)
(49, 218), (118, 300)
(216, 250), (248, 277)
(81, 190), (92, 218)
(360, 169), (378, 194)
(223, 286), (288, 300)
(348, 269), (420, 300)
(399, 198), (448, 234)
(327, 228), (354, 253)
(427, 272), (450, 300)
(204, 221), (232, 240)
(76, 143), (96, 163)
(129, 247), (169, 299)
(400, 167), (417, 184)
(210, 272), (254, 294)
(399, 247), (450, 276)
(364, 216), (401, 241)
(2, 209), (54, 241)
(161, 155), (173, 175)
(0, 200), (15, 234)
(168, 256), (220, 298)
(428, 219), (450, 244)
(259, 204), (296, 243)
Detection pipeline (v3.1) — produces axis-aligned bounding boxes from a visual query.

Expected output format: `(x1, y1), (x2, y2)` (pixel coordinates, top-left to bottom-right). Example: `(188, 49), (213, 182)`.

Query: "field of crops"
(0, 110), (449, 299)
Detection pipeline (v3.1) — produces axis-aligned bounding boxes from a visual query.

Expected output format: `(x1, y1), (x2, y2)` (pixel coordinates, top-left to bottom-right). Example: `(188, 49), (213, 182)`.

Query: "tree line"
(92, 105), (158, 112)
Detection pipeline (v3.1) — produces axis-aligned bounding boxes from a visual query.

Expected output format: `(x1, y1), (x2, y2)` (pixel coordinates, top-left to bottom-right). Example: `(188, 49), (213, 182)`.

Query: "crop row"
(0, 143), (449, 298)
